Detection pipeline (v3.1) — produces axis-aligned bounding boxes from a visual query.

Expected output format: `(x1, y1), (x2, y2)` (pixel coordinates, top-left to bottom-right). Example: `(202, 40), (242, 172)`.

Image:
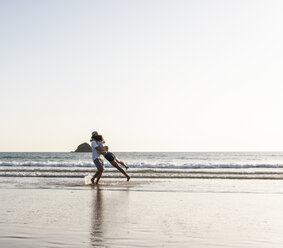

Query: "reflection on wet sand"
(90, 186), (104, 247)
(90, 185), (130, 247)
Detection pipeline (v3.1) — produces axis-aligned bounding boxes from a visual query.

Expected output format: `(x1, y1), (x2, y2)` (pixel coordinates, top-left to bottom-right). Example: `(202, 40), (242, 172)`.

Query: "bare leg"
(91, 171), (100, 184)
(91, 169), (104, 185)
(115, 158), (129, 170)
(111, 160), (130, 181)
(96, 171), (103, 184)
(92, 158), (104, 185)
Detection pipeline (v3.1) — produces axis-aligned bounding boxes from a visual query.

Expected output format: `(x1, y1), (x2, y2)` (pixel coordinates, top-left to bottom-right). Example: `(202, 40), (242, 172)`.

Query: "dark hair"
(92, 135), (104, 142)
(90, 134), (99, 142)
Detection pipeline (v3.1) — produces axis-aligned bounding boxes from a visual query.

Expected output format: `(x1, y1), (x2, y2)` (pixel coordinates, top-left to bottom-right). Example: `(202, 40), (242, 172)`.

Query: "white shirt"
(91, 140), (102, 160)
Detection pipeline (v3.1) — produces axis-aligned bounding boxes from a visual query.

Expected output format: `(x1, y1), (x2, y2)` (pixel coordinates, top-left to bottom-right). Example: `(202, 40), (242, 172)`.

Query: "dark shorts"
(104, 152), (116, 163)
(93, 158), (104, 172)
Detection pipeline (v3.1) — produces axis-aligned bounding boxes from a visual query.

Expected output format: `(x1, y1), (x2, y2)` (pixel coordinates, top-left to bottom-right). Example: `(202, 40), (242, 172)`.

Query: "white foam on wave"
(84, 174), (93, 185)
(0, 162), (95, 167)
(1, 161), (283, 169)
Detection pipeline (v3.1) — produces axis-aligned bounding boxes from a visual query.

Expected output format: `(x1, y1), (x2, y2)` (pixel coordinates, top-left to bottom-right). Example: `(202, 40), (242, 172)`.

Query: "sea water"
(1, 152), (283, 179)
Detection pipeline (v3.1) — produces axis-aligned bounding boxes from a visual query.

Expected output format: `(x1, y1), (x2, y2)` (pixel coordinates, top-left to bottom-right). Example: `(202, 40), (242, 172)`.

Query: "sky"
(1, 0), (283, 152)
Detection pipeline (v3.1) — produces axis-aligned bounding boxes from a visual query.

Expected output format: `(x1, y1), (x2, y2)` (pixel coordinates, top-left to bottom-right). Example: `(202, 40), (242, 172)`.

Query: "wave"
(2, 165), (283, 180)
(1, 161), (283, 169)
(1, 173), (283, 180)
(0, 162), (95, 168)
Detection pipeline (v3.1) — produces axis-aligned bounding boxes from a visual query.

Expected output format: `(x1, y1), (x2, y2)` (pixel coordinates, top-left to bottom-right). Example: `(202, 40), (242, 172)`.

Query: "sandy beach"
(1, 177), (283, 248)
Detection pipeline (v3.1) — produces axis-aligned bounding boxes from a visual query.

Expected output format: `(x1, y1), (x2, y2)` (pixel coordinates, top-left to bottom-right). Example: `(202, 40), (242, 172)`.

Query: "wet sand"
(1, 178), (283, 247)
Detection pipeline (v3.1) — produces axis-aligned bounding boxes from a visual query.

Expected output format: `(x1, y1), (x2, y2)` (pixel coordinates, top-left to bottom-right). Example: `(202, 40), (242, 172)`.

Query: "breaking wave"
(1, 161), (283, 169)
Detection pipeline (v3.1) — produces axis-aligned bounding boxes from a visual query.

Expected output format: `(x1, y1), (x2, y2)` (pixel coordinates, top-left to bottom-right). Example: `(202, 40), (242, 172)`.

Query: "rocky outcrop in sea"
(74, 143), (91, 152)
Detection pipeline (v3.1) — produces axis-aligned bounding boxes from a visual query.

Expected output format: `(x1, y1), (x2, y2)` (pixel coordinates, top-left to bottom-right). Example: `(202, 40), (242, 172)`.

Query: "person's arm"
(95, 146), (107, 155)
(92, 141), (107, 155)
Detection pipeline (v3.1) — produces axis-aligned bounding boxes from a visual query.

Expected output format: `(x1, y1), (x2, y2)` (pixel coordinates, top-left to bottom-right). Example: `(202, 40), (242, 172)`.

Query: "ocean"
(1, 152), (283, 180)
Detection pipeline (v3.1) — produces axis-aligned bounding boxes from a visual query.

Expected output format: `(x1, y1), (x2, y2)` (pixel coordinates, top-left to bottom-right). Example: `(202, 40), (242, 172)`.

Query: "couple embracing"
(90, 131), (130, 184)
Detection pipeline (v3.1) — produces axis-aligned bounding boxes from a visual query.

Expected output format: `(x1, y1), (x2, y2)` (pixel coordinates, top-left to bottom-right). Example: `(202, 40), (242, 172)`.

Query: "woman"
(93, 135), (130, 182)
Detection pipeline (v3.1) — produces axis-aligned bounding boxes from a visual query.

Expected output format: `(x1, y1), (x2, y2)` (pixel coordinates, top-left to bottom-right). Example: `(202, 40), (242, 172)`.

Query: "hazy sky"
(1, 0), (283, 152)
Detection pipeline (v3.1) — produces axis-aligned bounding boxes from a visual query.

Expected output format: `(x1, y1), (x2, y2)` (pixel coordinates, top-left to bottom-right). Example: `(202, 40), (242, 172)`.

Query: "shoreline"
(1, 178), (283, 247)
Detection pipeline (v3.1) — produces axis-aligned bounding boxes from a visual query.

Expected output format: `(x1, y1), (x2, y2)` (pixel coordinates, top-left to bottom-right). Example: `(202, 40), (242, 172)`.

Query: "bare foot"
(127, 176), (130, 181)
(125, 166), (129, 170)
(91, 178), (95, 184)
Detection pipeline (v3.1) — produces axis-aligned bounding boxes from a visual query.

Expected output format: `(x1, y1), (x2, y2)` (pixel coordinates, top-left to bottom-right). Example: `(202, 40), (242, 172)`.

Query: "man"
(90, 131), (106, 184)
